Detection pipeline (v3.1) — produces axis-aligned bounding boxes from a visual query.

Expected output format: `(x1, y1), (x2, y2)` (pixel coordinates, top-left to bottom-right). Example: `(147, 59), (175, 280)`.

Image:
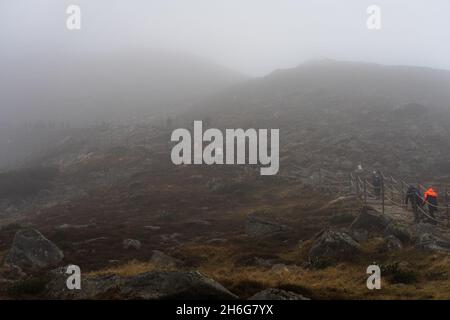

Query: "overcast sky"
(1, 0), (449, 76)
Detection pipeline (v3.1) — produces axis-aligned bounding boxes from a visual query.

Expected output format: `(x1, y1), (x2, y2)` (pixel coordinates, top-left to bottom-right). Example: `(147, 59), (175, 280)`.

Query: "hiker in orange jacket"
(423, 187), (438, 219)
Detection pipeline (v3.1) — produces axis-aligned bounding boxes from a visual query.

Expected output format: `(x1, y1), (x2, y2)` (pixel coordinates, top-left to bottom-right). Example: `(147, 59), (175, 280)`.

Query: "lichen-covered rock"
(46, 270), (238, 300)
(309, 229), (361, 262)
(4, 229), (64, 270)
(351, 206), (392, 233)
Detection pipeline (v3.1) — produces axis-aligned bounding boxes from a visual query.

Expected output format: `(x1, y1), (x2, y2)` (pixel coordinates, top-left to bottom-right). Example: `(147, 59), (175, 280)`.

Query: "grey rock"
(416, 233), (450, 252)
(4, 229), (64, 270)
(384, 222), (412, 243)
(270, 264), (290, 275)
(350, 228), (369, 243)
(249, 289), (309, 300)
(122, 239), (141, 250)
(350, 206), (392, 233)
(384, 235), (403, 251)
(150, 250), (182, 268)
(309, 229), (361, 262)
(46, 270), (238, 300)
(245, 215), (290, 238)
(55, 223), (95, 230)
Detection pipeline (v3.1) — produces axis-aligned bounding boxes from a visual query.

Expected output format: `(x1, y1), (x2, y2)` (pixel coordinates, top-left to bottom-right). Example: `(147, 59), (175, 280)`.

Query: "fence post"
(356, 176), (360, 200)
(381, 176), (385, 214)
(364, 179), (367, 206)
(446, 185), (449, 224)
(401, 181), (405, 209)
(349, 174), (353, 194)
(390, 176), (394, 202)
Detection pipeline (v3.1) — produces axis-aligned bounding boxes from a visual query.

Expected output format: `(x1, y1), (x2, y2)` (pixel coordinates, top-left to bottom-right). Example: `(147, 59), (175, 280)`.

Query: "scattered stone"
(4, 229), (64, 270)
(144, 225), (161, 231)
(309, 229), (361, 262)
(249, 289), (309, 300)
(270, 264), (290, 275)
(160, 233), (181, 242)
(55, 223), (96, 230)
(416, 233), (450, 252)
(245, 215), (290, 238)
(73, 237), (109, 246)
(122, 239), (141, 250)
(384, 235), (403, 251)
(253, 257), (275, 268)
(150, 250), (183, 268)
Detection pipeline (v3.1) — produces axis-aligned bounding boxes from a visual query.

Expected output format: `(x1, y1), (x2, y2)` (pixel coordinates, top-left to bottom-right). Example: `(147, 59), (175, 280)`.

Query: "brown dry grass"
(84, 239), (450, 300)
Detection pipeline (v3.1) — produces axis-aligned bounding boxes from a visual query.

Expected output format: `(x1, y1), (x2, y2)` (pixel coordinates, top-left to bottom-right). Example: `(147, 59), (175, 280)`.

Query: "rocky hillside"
(1, 61), (450, 299)
(191, 60), (450, 179)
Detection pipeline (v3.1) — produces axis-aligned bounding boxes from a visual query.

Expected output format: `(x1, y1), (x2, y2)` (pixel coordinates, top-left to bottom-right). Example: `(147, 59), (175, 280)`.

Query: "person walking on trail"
(423, 187), (439, 219)
(405, 185), (421, 223)
(372, 171), (382, 200)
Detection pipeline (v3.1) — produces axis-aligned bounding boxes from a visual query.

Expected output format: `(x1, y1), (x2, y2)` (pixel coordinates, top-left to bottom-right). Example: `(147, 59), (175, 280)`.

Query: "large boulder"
(46, 269), (238, 300)
(384, 222), (412, 243)
(4, 229), (64, 270)
(248, 288), (309, 300)
(309, 229), (361, 262)
(350, 206), (392, 233)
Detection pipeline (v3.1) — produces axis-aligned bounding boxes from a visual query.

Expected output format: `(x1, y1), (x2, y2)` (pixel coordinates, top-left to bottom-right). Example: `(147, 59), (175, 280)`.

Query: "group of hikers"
(371, 170), (440, 224)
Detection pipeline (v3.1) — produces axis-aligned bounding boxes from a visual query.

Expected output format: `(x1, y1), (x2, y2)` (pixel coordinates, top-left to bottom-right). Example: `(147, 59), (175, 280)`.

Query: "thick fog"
(2, 0), (450, 74)
(0, 0), (450, 126)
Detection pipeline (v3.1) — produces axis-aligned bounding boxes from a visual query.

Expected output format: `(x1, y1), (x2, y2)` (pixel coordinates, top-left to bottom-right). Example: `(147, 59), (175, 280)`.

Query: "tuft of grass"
(87, 260), (175, 277)
(381, 262), (419, 284)
(7, 276), (50, 297)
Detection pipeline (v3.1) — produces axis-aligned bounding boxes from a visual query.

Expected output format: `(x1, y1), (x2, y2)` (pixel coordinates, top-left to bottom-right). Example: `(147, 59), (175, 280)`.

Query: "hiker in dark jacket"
(372, 171), (382, 199)
(405, 185), (421, 223)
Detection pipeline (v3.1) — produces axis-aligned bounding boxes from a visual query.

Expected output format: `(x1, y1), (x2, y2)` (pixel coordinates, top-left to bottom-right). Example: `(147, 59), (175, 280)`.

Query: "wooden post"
(391, 176), (394, 202)
(446, 185), (449, 221)
(356, 176), (360, 200)
(364, 179), (367, 206)
(401, 181), (405, 209)
(381, 176), (385, 214)
(349, 174), (353, 194)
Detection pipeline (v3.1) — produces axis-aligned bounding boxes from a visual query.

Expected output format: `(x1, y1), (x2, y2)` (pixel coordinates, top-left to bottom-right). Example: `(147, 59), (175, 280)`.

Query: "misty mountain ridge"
(3, 59), (450, 176)
(0, 49), (247, 126)
(195, 59), (450, 122)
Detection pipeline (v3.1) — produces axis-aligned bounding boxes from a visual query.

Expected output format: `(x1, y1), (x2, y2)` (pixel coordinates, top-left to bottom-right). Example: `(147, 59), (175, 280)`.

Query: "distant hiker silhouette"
(372, 171), (382, 200)
(405, 185), (421, 223)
